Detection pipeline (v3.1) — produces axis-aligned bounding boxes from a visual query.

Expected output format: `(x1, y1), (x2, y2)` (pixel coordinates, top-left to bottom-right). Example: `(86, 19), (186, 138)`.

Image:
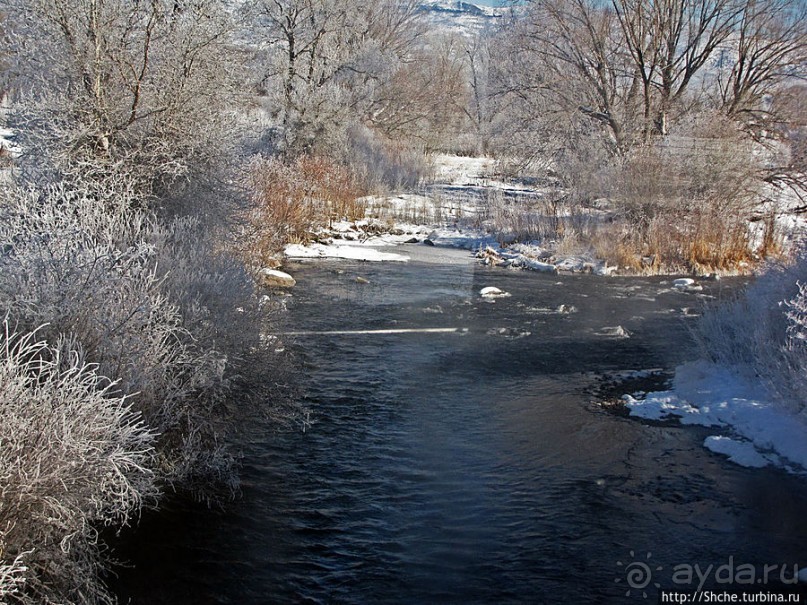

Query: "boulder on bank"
(258, 268), (296, 288)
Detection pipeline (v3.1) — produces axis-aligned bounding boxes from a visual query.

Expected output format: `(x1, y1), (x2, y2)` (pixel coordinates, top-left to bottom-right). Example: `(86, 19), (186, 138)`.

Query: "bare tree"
(369, 33), (471, 151)
(506, 0), (639, 154)
(364, 0), (424, 59)
(611, 0), (742, 137)
(2, 0), (242, 192)
(488, 0), (805, 266)
(250, 0), (424, 155)
(252, 0), (359, 151)
(716, 0), (807, 134)
(497, 0), (803, 155)
(459, 33), (495, 154)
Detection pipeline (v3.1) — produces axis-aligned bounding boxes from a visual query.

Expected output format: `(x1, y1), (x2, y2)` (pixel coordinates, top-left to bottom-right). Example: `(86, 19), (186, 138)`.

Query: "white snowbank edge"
(285, 243), (409, 262)
(624, 360), (807, 474)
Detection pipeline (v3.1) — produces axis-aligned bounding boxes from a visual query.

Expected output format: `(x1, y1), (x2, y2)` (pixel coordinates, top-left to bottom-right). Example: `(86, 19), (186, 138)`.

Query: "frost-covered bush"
(0, 175), (304, 489)
(342, 126), (432, 192)
(697, 247), (807, 415)
(0, 179), (240, 490)
(0, 168), (305, 600)
(783, 277), (807, 407)
(0, 323), (156, 605)
(144, 213), (304, 491)
(0, 554), (28, 604)
(3, 0), (241, 198)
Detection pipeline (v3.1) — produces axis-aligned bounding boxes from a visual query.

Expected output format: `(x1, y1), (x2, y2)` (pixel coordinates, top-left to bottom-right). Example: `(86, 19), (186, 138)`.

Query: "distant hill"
(418, 0), (504, 35)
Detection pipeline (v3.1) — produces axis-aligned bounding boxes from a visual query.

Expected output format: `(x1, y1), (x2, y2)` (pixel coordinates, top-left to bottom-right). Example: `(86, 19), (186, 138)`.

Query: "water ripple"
(112, 261), (807, 605)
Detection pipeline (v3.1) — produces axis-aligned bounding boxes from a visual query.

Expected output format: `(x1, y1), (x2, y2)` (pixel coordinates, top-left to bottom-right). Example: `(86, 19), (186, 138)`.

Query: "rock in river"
(480, 286), (511, 299)
(259, 268), (296, 288)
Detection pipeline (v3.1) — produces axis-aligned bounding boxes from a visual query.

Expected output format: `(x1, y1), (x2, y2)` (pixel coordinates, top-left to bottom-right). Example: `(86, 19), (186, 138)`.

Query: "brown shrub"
(242, 155), (369, 264)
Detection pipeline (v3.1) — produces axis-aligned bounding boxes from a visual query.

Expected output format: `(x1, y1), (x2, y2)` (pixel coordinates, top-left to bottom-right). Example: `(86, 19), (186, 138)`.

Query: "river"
(112, 245), (807, 604)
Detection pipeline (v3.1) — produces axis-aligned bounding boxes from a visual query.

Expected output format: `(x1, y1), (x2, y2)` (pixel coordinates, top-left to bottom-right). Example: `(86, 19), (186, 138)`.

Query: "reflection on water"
(112, 247), (807, 604)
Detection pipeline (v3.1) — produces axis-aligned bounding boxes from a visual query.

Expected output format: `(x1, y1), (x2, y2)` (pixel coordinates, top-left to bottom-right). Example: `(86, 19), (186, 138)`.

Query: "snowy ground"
(0, 127), (20, 157)
(285, 242), (410, 262)
(624, 361), (807, 474)
(0, 96), (21, 161)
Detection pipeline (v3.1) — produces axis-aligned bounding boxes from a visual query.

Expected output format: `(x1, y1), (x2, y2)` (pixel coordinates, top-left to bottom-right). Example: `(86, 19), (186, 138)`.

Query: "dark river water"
(112, 245), (807, 604)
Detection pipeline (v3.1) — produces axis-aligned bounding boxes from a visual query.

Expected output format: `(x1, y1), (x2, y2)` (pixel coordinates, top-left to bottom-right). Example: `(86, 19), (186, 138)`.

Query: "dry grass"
(592, 121), (766, 272)
(484, 189), (572, 245)
(592, 216), (755, 274)
(591, 227), (647, 272)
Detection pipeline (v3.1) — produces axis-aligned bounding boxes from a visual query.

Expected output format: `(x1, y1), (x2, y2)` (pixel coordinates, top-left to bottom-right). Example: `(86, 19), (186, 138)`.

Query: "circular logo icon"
(616, 551), (662, 598)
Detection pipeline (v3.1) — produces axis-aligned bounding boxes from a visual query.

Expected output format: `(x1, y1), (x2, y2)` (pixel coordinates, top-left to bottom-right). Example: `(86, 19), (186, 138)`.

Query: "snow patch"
(429, 228), (496, 250)
(672, 277), (704, 293)
(487, 327), (531, 339)
(626, 360), (807, 473)
(432, 154), (497, 185)
(703, 436), (772, 469)
(477, 245), (558, 273)
(0, 127), (21, 158)
(285, 243), (409, 262)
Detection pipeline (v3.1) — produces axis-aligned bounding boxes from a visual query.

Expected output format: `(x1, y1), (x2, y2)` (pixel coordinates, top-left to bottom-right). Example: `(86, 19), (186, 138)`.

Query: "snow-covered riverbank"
(625, 361), (807, 474)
